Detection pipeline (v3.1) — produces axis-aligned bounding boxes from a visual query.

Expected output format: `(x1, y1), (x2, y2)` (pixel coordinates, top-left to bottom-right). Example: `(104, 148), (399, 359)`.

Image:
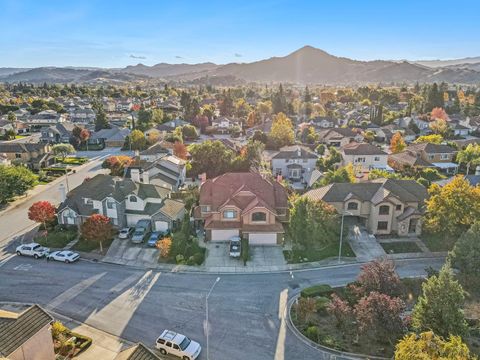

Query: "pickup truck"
(16, 243), (50, 259)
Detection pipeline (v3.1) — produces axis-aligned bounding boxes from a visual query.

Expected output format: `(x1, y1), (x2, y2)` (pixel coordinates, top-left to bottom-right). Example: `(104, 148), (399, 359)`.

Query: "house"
(270, 145), (318, 183)
(139, 141), (174, 162)
(193, 172), (289, 245)
(211, 117), (241, 134)
(114, 343), (161, 360)
(0, 119), (14, 135)
(460, 116), (480, 133)
(340, 142), (389, 173)
(57, 174), (185, 232)
(413, 117), (430, 133)
(0, 142), (53, 169)
(303, 179), (428, 236)
(450, 123), (470, 137)
(389, 143), (458, 174)
(69, 108), (96, 124)
(317, 128), (363, 147)
(89, 127), (131, 148)
(28, 110), (66, 127)
(145, 118), (189, 139)
(0, 304), (55, 360)
(139, 155), (187, 191)
(310, 116), (338, 129)
(40, 122), (80, 144)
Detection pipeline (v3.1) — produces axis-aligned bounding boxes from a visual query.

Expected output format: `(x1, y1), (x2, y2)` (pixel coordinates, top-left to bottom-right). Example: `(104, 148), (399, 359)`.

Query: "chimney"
(59, 183), (66, 202)
(476, 166), (480, 176)
(297, 146), (301, 157)
(131, 168), (141, 183)
(142, 171), (149, 184)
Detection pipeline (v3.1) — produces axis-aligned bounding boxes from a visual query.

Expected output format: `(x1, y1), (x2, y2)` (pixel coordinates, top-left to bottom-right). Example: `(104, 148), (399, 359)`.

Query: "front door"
(408, 218), (418, 233)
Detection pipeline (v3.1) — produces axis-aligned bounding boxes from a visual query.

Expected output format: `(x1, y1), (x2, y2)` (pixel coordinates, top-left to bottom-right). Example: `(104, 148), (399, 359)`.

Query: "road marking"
(109, 273), (140, 293)
(13, 264), (32, 271)
(0, 254), (15, 268)
(46, 272), (107, 311)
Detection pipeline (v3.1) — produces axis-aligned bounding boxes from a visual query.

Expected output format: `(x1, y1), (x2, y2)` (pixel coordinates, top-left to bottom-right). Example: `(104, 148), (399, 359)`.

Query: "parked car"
(16, 243), (50, 259)
(156, 330), (201, 360)
(47, 250), (80, 263)
(131, 219), (152, 244)
(229, 236), (241, 258)
(118, 227), (134, 239)
(147, 231), (163, 247)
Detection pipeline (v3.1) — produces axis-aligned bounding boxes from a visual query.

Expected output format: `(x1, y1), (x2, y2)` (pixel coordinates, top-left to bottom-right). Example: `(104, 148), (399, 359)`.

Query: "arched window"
(129, 196), (137, 202)
(347, 202), (358, 210)
(252, 212), (267, 222)
(379, 205), (390, 215)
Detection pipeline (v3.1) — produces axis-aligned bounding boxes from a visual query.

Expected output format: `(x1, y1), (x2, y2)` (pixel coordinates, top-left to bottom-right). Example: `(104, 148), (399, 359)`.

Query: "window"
(377, 221), (388, 230)
(355, 157), (366, 163)
(15, 153), (21, 159)
(201, 205), (210, 213)
(275, 168), (282, 175)
(428, 154), (435, 160)
(156, 339), (165, 344)
(379, 205), (390, 215)
(396, 204), (402, 211)
(347, 202), (358, 210)
(166, 342), (172, 348)
(107, 201), (115, 209)
(374, 156), (380, 161)
(440, 154), (449, 160)
(129, 196), (137, 202)
(223, 210), (237, 219)
(252, 212), (267, 222)
(173, 344), (180, 350)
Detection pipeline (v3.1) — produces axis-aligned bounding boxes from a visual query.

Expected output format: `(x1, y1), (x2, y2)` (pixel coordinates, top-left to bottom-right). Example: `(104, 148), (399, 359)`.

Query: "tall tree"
(457, 143), (480, 175)
(0, 165), (37, 203)
(28, 201), (56, 236)
(188, 140), (235, 178)
(93, 101), (109, 131)
(52, 143), (75, 161)
(81, 214), (113, 253)
(448, 222), (480, 288)
(390, 132), (406, 153)
(124, 129), (147, 151)
(412, 264), (468, 338)
(268, 112), (294, 149)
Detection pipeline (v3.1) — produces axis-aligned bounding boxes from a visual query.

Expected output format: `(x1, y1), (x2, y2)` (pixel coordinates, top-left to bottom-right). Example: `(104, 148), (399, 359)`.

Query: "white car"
(47, 250), (80, 263)
(118, 227), (134, 239)
(156, 330), (201, 360)
(16, 243), (50, 259)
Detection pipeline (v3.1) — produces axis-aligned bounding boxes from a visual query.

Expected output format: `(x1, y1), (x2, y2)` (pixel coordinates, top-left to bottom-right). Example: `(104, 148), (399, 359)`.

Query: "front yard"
(283, 241), (355, 263)
(36, 227), (77, 248)
(380, 241), (422, 254)
(421, 232), (456, 252)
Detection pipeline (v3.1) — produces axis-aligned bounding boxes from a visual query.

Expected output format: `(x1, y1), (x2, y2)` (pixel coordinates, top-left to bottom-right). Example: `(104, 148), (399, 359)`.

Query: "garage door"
(211, 229), (239, 242)
(126, 215), (149, 227)
(155, 221), (169, 232)
(249, 233), (277, 245)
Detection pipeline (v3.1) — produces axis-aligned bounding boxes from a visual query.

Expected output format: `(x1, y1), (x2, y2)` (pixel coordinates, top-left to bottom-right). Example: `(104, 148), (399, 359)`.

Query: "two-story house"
(57, 174), (185, 232)
(211, 117), (241, 134)
(193, 172), (288, 245)
(340, 142), (389, 174)
(40, 122), (80, 144)
(388, 143), (458, 174)
(270, 145), (318, 183)
(0, 142), (53, 169)
(138, 155), (187, 191)
(27, 110), (66, 128)
(304, 179), (428, 236)
(317, 128), (364, 147)
(139, 142), (174, 162)
(89, 127), (131, 148)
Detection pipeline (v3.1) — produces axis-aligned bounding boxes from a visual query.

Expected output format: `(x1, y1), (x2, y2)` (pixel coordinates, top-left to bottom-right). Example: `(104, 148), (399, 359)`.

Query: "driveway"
(348, 225), (386, 261)
(103, 238), (159, 267)
(74, 148), (135, 159)
(204, 242), (286, 271)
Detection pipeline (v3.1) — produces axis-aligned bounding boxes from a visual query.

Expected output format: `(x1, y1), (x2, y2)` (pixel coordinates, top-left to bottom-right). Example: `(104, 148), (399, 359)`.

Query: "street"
(0, 255), (444, 360)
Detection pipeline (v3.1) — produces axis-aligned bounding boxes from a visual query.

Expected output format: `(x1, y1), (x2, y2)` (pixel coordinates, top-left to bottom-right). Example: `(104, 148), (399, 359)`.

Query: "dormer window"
(347, 202), (358, 210)
(223, 210), (237, 219)
(252, 212), (267, 222)
(129, 196), (137, 202)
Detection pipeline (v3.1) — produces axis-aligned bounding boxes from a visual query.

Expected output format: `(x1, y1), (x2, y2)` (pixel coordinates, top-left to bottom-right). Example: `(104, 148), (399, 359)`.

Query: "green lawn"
(283, 241), (355, 264)
(421, 232), (457, 252)
(380, 241), (422, 254)
(55, 156), (89, 165)
(73, 236), (114, 254)
(14, 135), (28, 139)
(36, 228), (77, 248)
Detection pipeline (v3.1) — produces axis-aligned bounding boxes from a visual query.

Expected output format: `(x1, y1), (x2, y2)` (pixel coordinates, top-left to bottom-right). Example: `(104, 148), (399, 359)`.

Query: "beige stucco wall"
(8, 324), (55, 360)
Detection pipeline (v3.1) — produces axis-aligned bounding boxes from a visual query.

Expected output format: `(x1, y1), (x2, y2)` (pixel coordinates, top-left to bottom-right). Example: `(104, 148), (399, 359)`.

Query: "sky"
(1, 0), (479, 68)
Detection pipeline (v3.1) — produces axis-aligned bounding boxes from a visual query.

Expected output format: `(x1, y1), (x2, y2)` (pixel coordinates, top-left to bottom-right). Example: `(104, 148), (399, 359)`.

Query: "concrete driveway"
(103, 238), (159, 267)
(204, 242), (286, 271)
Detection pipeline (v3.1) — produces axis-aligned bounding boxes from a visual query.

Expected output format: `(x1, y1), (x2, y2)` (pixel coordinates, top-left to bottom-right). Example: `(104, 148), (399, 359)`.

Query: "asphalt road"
(0, 256), (444, 360)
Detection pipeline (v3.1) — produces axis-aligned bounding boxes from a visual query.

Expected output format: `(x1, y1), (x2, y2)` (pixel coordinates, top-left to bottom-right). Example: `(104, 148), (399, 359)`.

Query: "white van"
(155, 330), (201, 360)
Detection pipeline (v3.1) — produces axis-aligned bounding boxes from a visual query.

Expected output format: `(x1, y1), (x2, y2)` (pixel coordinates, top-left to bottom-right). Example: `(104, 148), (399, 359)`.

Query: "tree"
(268, 112), (294, 149)
(102, 156), (133, 176)
(457, 143), (480, 175)
(173, 141), (187, 160)
(28, 201), (56, 238)
(425, 176), (480, 237)
(429, 118), (448, 136)
(188, 140), (235, 178)
(354, 291), (405, 344)
(52, 143), (75, 161)
(151, 108), (164, 124)
(412, 264), (468, 338)
(395, 331), (474, 360)
(178, 124), (198, 140)
(157, 236), (172, 258)
(93, 102), (109, 131)
(319, 165), (355, 186)
(234, 98), (252, 118)
(79, 128), (90, 147)
(431, 107), (449, 121)
(136, 108), (153, 131)
(315, 144), (325, 155)
(414, 134), (444, 144)
(294, 297), (317, 324)
(356, 259), (402, 297)
(448, 222), (480, 287)
(0, 165), (37, 203)
(7, 111), (16, 123)
(124, 129), (147, 151)
(390, 132), (406, 153)
(327, 293), (353, 330)
(81, 214), (113, 252)
(289, 197), (339, 249)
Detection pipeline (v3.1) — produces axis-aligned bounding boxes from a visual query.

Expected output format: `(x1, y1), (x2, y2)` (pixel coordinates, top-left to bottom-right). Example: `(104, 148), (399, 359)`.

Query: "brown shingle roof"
(114, 343), (161, 360)
(342, 142), (386, 156)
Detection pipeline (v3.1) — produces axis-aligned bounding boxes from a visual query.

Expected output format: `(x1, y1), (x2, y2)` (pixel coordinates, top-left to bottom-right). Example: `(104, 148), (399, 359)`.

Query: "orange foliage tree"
(431, 107), (449, 121)
(173, 141), (188, 159)
(390, 132), (406, 153)
(80, 214), (113, 252)
(102, 156), (133, 176)
(156, 236), (172, 258)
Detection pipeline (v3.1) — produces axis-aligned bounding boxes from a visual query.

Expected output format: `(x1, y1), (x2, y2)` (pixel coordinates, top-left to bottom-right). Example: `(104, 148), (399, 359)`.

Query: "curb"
(285, 295), (390, 360)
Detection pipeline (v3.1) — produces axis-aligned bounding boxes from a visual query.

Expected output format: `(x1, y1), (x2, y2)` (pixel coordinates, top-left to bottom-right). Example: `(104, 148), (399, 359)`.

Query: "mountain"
(2, 46), (480, 84)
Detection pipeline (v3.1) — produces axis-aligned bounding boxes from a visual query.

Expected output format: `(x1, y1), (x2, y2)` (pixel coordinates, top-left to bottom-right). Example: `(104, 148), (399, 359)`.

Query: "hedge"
(69, 331), (92, 353)
(300, 284), (333, 298)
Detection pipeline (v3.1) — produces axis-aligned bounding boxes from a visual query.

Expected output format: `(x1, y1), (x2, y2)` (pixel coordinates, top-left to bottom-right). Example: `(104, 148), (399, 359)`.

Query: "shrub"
(315, 296), (330, 315)
(305, 326), (320, 342)
(301, 284), (333, 298)
(175, 254), (185, 264)
(241, 237), (249, 265)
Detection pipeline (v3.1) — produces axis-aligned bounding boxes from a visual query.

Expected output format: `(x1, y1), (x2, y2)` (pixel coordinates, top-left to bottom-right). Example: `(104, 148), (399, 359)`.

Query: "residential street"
(0, 255), (444, 360)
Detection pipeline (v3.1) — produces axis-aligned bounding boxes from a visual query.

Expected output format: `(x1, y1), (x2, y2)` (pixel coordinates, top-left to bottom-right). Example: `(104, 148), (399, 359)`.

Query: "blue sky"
(1, 0), (479, 68)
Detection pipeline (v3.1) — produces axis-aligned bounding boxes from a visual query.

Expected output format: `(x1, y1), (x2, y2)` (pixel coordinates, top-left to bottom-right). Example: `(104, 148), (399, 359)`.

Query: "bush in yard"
(157, 236), (172, 258)
(295, 297), (317, 325)
(315, 296), (330, 315)
(394, 331), (474, 360)
(241, 237), (249, 265)
(412, 263), (468, 338)
(356, 259), (402, 297)
(301, 284), (333, 298)
(327, 293), (353, 330)
(305, 326), (320, 342)
(80, 214), (113, 252)
(354, 291), (405, 344)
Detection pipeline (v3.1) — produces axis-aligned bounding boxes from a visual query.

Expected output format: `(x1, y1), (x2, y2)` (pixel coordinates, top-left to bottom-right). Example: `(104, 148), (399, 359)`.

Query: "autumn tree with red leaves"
(357, 259), (402, 297)
(431, 107), (449, 122)
(173, 141), (188, 160)
(102, 156), (133, 176)
(28, 201), (56, 243)
(80, 214), (113, 253)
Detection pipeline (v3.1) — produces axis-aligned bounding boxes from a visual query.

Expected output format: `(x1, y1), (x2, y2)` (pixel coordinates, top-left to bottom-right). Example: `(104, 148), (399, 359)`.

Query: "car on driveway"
(229, 236), (241, 258)
(47, 250), (80, 263)
(16, 243), (50, 259)
(118, 227), (134, 239)
(131, 219), (152, 244)
(147, 231), (164, 247)
(156, 330), (201, 360)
